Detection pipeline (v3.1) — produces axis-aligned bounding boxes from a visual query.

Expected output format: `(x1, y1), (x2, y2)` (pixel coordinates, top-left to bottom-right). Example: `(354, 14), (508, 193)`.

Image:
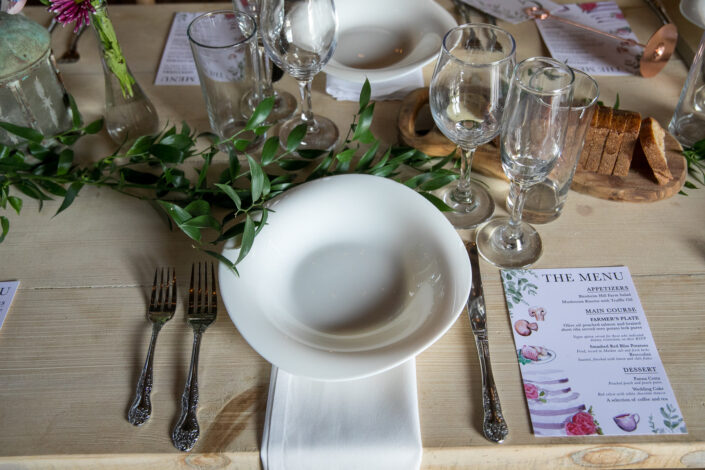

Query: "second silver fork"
(172, 262), (218, 452)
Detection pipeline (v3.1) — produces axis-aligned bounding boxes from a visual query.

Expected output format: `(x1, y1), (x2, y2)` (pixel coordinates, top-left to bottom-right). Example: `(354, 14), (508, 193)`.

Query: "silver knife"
(466, 240), (509, 443)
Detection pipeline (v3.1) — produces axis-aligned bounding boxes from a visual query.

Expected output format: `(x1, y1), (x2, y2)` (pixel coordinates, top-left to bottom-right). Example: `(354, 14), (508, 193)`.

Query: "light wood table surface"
(2, 2), (704, 469)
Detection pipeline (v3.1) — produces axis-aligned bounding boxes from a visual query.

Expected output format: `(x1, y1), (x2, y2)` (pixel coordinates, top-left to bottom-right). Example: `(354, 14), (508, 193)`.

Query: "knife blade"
(466, 240), (509, 444)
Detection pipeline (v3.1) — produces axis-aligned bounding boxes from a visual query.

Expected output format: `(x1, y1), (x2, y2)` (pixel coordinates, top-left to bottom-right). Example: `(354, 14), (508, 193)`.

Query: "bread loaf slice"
(580, 106), (612, 172)
(639, 117), (672, 185)
(612, 111), (642, 177)
(597, 110), (629, 175)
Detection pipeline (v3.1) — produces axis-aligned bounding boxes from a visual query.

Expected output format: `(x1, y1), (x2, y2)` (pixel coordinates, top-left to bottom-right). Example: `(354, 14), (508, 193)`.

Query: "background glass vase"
(91, 5), (159, 145)
(188, 10), (262, 151)
(506, 69), (599, 224)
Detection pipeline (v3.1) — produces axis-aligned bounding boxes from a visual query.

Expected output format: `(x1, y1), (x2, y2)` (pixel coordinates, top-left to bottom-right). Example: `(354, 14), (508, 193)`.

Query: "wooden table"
(2, 2), (704, 468)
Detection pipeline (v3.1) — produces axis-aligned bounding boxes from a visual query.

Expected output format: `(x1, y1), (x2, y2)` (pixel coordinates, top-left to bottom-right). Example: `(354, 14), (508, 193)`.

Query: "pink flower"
(579, 3), (598, 13)
(566, 411), (598, 435)
(48, 0), (95, 33)
(524, 383), (539, 400)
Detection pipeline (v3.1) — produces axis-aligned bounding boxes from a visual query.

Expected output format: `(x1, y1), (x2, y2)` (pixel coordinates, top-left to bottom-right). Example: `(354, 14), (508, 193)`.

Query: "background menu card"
(534, 2), (641, 76)
(0, 280), (19, 330)
(501, 267), (686, 437)
(154, 12), (203, 86)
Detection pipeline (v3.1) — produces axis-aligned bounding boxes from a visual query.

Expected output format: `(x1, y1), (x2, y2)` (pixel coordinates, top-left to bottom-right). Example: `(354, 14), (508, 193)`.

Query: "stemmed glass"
(260, 0), (339, 152)
(232, 0), (297, 123)
(429, 24), (516, 229)
(477, 57), (575, 268)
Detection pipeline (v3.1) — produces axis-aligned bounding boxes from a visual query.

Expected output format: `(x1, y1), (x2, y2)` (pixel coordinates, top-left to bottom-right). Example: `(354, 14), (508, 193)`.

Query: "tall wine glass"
(477, 57), (575, 268)
(260, 0), (339, 152)
(429, 24), (516, 229)
(232, 0), (297, 123)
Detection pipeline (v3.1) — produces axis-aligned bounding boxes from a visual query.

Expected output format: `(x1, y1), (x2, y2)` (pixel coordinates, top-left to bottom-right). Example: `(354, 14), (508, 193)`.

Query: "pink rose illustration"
(566, 410), (601, 435)
(524, 383), (539, 399)
(579, 3), (598, 13)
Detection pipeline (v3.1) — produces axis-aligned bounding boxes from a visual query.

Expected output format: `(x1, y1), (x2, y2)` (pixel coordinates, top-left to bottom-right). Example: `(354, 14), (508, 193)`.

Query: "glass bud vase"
(91, 4), (159, 144)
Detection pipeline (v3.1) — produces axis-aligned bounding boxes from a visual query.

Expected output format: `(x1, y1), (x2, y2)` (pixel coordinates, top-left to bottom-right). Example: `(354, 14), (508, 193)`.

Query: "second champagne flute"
(260, 0), (339, 152)
(477, 57), (575, 268)
(429, 24), (516, 229)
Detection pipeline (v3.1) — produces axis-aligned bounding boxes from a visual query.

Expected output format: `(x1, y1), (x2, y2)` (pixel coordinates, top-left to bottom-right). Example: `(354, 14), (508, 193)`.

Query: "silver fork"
(127, 268), (177, 426)
(172, 262), (218, 452)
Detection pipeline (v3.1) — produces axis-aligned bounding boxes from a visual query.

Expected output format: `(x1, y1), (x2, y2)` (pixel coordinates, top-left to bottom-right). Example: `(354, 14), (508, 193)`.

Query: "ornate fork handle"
(127, 322), (163, 426)
(475, 334), (509, 443)
(172, 328), (204, 451)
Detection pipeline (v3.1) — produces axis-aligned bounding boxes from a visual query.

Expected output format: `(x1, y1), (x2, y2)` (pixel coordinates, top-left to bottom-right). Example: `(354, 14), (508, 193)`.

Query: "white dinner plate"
(323, 0), (457, 83)
(219, 174), (470, 380)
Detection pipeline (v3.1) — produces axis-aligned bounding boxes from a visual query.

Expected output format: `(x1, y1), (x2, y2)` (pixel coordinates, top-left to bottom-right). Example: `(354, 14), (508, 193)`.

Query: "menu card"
(154, 12), (203, 86)
(501, 266), (687, 437)
(534, 2), (641, 76)
(0, 280), (19, 330)
(460, 0), (561, 24)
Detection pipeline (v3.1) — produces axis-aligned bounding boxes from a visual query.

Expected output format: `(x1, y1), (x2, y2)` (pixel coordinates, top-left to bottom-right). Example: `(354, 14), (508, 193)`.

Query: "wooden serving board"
(397, 88), (687, 202)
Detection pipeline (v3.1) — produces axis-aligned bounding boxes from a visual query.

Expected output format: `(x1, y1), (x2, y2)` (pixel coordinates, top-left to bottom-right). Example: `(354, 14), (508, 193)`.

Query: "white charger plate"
(219, 174), (470, 380)
(323, 0), (457, 83)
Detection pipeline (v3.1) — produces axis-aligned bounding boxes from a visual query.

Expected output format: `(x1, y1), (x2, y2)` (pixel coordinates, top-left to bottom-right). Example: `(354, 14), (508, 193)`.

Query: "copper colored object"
(525, 6), (677, 78)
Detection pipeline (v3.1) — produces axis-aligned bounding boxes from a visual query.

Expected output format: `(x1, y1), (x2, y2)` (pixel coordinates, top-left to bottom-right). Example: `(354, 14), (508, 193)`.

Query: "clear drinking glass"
(232, 0), (297, 123)
(506, 69), (599, 223)
(187, 10), (261, 151)
(477, 57), (575, 268)
(260, 0), (339, 152)
(668, 31), (705, 147)
(429, 24), (516, 229)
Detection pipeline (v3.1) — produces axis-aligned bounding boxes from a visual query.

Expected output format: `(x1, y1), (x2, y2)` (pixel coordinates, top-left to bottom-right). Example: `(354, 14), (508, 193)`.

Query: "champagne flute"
(232, 0), (297, 123)
(429, 24), (516, 229)
(260, 0), (339, 152)
(477, 57), (575, 268)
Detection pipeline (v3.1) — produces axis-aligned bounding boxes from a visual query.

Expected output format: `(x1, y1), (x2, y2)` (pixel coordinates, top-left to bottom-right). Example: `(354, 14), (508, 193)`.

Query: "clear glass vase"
(91, 5), (159, 144)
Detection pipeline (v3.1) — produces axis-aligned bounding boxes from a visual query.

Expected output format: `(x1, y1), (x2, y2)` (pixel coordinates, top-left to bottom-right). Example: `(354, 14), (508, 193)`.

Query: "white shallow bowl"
(680, 0), (705, 28)
(219, 174), (470, 381)
(324, 0), (457, 83)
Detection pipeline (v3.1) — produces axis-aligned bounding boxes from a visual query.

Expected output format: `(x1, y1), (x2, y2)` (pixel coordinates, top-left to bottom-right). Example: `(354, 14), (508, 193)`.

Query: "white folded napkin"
(325, 68), (425, 102)
(261, 359), (422, 470)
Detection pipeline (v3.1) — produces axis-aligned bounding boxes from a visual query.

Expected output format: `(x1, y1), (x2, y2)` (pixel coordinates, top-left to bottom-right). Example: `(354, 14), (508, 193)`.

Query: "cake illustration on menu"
(522, 369), (601, 436)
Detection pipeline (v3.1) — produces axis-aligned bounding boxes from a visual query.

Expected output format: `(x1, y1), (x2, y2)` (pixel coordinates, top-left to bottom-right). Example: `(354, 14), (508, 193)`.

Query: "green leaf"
(234, 139), (251, 152)
(0, 216), (8, 243)
(418, 174), (457, 191)
(214, 183), (242, 210)
(184, 200), (210, 217)
(352, 103), (375, 142)
(0, 122), (43, 144)
(286, 124), (308, 152)
(246, 97), (274, 130)
(355, 141), (380, 171)
(178, 224), (202, 243)
(37, 180), (67, 197)
(336, 148), (356, 163)
(160, 133), (192, 149)
(56, 148), (74, 176)
(217, 220), (246, 242)
(613, 93), (620, 110)
(157, 201), (191, 224)
(182, 214), (221, 230)
(120, 168), (159, 185)
(204, 249), (237, 274)
(67, 94), (83, 128)
(260, 136), (280, 166)
(247, 155), (265, 202)
(83, 118), (104, 134)
(150, 143), (182, 163)
(419, 191), (453, 211)
(55, 182), (83, 216)
(8, 196), (22, 215)
(235, 214), (256, 264)
(126, 135), (155, 156)
(14, 181), (51, 202)
(359, 79), (371, 112)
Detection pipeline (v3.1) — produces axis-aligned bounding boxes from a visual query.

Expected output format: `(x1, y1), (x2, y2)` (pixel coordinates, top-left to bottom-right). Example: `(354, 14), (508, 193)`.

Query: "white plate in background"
(324, 0), (457, 83)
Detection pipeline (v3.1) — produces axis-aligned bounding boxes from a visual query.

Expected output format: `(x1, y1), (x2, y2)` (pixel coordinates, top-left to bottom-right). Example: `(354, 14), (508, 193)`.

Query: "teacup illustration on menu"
(501, 267), (687, 437)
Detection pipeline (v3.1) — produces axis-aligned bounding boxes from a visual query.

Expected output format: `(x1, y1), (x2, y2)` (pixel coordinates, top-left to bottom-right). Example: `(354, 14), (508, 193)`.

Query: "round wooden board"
(571, 132), (687, 202)
(397, 87), (687, 203)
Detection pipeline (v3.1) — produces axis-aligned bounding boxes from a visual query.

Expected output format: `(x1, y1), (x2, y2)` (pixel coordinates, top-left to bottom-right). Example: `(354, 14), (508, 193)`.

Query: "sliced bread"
(597, 110), (629, 175)
(639, 117), (672, 185)
(580, 106), (613, 172)
(612, 111), (642, 177)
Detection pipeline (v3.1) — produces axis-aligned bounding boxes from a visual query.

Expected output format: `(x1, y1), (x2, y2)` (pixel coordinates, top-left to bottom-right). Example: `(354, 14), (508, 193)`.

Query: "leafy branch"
(0, 80), (458, 272)
(680, 138), (705, 195)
